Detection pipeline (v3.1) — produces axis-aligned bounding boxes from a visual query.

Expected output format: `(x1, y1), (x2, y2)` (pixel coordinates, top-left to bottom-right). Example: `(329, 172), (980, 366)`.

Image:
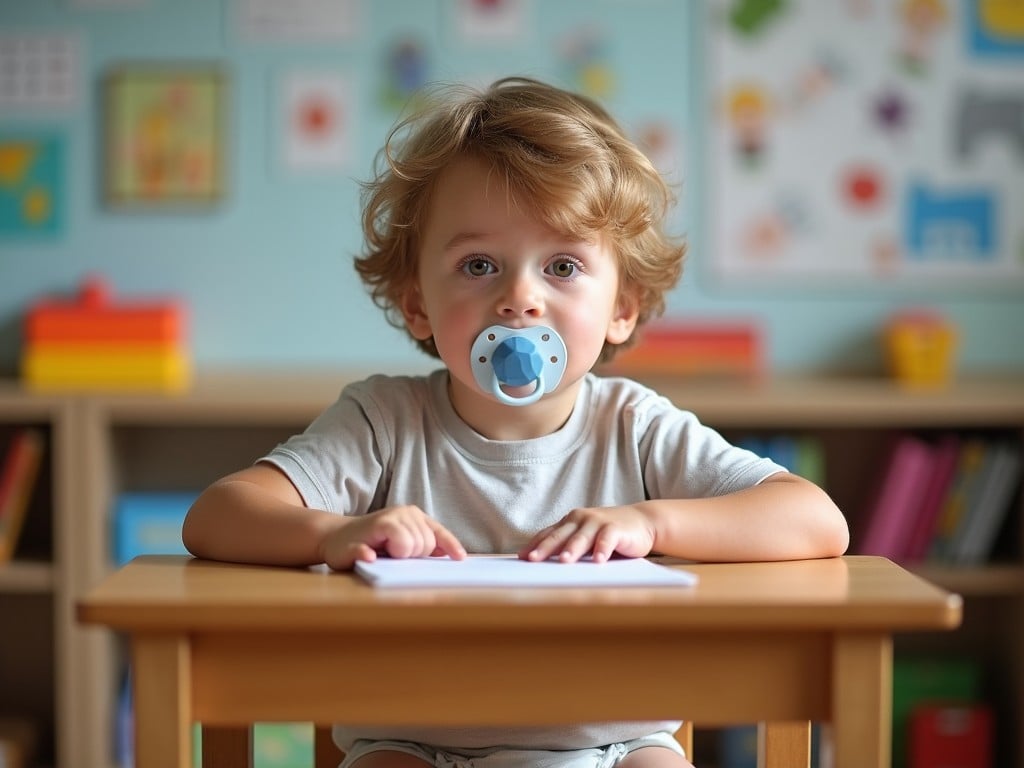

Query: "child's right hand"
(319, 505), (467, 571)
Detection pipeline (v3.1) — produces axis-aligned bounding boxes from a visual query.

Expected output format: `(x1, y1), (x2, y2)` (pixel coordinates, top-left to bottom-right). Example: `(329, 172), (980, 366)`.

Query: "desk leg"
(758, 722), (810, 768)
(132, 634), (193, 768)
(832, 633), (893, 768)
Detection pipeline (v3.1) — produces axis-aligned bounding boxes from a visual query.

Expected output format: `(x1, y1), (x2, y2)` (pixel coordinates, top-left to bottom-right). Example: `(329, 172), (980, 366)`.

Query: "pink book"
(903, 436), (961, 562)
(858, 435), (935, 560)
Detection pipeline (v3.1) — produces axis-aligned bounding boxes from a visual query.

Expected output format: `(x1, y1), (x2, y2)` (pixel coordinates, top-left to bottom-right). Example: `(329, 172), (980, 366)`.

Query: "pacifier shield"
(470, 325), (568, 406)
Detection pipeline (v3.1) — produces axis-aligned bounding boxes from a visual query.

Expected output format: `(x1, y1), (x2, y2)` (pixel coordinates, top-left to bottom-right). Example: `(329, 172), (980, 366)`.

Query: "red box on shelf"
(909, 704), (992, 768)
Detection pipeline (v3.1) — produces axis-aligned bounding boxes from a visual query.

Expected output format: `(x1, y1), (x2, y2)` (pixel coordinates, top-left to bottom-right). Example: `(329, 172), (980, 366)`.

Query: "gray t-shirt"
(261, 369), (786, 752)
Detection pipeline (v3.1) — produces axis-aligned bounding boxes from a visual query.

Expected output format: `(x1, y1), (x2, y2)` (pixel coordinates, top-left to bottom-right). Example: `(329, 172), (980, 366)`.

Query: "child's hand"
(519, 506), (656, 564)
(319, 505), (466, 571)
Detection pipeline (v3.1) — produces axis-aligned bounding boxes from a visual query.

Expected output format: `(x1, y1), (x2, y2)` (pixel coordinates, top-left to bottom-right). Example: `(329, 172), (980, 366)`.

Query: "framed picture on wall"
(103, 64), (227, 208)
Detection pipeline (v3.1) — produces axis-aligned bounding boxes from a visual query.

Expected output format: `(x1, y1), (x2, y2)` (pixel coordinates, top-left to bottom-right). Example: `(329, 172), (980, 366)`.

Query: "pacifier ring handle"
(489, 372), (546, 406)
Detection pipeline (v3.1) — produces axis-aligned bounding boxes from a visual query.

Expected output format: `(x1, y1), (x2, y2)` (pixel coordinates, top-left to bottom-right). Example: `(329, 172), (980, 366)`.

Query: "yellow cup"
(885, 313), (957, 387)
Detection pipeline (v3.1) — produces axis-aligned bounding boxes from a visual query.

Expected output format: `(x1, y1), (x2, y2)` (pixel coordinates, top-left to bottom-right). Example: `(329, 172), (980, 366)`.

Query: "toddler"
(184, 77), (849, 768)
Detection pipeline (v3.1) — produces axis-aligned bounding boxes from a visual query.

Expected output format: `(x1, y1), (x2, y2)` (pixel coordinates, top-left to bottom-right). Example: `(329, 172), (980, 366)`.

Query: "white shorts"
(338, 731), (685, 768)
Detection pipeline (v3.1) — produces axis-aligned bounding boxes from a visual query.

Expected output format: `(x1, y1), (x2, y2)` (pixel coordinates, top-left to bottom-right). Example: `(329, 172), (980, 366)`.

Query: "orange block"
(607, 321), (763, 379)
(25, 276), (186, 345)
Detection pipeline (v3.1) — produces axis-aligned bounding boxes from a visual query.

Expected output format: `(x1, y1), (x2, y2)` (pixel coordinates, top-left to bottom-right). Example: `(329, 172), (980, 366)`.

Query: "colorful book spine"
(0, 429), (46, 564)
(929, 440), (989, 562)
(858, 435), (934, 561)
(949, 441), (1022, 565)
(903, 435), (961, 563)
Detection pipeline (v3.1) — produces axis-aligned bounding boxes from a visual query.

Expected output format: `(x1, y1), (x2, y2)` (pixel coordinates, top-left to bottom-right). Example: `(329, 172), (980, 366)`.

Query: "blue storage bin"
(113, 492), (197, 565)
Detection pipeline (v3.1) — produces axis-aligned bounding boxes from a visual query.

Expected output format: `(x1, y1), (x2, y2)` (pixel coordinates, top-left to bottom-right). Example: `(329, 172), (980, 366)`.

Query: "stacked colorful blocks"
(21, 276), (190, 392)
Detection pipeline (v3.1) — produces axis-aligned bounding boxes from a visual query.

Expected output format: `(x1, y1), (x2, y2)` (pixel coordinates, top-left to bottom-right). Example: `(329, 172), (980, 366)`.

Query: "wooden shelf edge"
(0, 560), (56, 594)
(908, 563), (1024, 596)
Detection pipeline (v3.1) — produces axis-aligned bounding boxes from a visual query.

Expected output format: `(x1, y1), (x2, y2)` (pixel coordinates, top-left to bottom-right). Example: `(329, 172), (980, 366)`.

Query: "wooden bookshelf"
(1, 372), (1022, 767)
(0, 385), (73, 768)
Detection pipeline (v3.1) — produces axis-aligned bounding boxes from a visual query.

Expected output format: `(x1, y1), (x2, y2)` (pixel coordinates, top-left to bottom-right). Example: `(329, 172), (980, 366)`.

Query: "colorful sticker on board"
(788, 51), (844, 112)
(724, 83), (772, 169)
(0, 134), (64, 238)
(841, 164), (886, 212)
(896, 0), (949, 76)
(904, 181), (997, 262)
(955, 88), (1024, 161)
(728, 0), (788, 37)
(873, 88), (910, 137)
(736, 193), (809, 261)
(968, 0), (1024, 56)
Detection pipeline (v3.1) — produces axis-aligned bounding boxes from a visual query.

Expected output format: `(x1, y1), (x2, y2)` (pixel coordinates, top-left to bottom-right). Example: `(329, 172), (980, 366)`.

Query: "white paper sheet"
(354, 556), (698, 589)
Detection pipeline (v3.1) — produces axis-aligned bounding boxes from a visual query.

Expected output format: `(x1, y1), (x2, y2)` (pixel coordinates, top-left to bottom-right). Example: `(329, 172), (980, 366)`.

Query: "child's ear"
(606, 289), (640, 345)
(400, 284), (433, 341)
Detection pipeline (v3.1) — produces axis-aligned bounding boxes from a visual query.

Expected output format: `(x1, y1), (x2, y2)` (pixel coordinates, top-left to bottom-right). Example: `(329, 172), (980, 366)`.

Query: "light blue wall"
(1, 0), (1021, 376)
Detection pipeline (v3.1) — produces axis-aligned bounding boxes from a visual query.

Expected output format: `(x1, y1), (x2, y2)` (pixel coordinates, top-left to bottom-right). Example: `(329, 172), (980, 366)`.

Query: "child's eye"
(547, 258), (580, 279)
(461, 258), (496, 277)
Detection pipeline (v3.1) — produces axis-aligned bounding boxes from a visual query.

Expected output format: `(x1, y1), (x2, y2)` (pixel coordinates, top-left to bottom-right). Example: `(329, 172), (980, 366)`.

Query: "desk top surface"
(77, 555), (961, 634)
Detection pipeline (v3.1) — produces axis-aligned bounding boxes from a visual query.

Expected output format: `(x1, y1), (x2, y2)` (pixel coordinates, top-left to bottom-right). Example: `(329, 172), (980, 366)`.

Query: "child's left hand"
(519, 506), (656, 564)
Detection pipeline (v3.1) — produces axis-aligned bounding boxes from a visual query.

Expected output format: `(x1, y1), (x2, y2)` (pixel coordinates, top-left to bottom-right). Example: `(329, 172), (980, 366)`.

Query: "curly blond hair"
(355, 77), (685, 362)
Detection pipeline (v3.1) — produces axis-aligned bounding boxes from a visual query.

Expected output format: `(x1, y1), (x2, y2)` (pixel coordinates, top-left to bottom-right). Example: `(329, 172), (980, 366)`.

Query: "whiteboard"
(707, 0), (1024, 288)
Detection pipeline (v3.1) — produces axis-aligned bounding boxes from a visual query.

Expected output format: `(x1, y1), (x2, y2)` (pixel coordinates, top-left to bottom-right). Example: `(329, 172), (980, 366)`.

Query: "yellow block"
(21, 347), (191, 392)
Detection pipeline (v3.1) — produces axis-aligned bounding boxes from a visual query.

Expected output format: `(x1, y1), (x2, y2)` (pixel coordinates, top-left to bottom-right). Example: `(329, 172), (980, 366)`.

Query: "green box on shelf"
(892, 657), (983, 768)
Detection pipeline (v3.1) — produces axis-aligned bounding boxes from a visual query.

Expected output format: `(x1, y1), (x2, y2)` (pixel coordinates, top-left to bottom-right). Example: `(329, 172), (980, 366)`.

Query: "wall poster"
(104, 65), (227, 208)
(707, 0), (1024, 288)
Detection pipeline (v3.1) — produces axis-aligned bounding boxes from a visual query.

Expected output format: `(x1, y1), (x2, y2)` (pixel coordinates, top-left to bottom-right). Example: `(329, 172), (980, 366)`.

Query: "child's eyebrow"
(443, 231), (490, 251)
(442, 230), (596, 252)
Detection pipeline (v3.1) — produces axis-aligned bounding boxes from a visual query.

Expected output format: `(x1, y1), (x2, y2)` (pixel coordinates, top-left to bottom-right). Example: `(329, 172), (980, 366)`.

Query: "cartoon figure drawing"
(898, 0), (949, 75)
(726, 84), (771, 168)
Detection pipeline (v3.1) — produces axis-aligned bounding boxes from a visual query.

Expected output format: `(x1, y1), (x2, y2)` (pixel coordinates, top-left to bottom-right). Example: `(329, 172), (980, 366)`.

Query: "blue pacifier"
(470, 325), (568, 406)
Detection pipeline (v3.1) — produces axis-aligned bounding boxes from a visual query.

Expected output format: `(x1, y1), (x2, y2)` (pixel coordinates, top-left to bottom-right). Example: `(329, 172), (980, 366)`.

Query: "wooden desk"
(77, 555), (961, 768)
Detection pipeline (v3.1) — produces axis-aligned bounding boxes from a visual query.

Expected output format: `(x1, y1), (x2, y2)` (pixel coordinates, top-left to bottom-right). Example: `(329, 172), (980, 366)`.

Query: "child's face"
(402, 156), (638, 423)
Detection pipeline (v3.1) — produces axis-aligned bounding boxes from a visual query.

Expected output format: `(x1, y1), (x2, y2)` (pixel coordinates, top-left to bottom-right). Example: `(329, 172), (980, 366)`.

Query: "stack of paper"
(354, 556), (698, 589)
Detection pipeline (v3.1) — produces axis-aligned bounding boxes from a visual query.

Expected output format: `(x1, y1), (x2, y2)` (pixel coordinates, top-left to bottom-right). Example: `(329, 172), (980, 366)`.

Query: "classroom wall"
(1, 0), (1022, 377)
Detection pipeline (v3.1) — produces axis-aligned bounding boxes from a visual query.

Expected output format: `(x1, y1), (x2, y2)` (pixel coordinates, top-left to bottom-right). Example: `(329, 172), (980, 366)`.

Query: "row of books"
(0, 428), (46, 565)
(737, 430), (1021, 566)
(859, 433), (1022, 565)
(735, 434), (826, 487)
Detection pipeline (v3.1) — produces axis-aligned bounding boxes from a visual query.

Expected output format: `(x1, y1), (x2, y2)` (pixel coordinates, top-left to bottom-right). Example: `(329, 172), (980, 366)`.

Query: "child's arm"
(519, 472), (849, 564)
(183, 464), (466, 570)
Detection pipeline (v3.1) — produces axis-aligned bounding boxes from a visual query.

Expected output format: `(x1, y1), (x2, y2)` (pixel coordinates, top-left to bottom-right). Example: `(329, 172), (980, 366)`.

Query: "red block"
(24, 276), (186, 346)
(909, 704), (992, 768)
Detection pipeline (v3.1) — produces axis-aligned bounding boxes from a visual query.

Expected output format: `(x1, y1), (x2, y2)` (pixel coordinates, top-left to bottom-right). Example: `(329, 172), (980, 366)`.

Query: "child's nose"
(497, 272), (543, 318)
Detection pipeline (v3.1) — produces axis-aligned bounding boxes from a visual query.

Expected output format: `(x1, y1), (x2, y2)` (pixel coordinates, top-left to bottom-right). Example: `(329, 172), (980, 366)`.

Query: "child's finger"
(556, 522), (601, 563)
(589, 526), (621, 563)
(428, 518), (467, 559)
(523, 520), (577, 562)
